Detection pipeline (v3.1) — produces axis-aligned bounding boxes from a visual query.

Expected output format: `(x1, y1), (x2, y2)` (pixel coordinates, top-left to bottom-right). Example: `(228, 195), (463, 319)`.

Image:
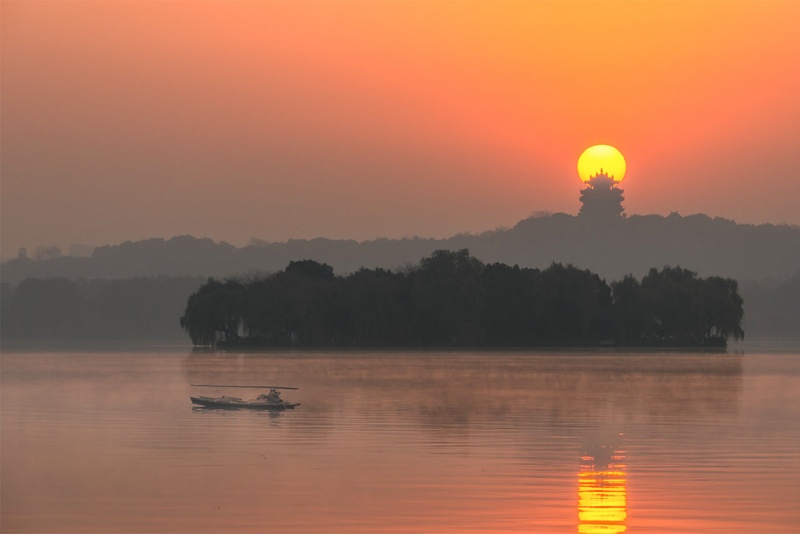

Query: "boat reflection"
(578, 442), (627, 534)
(191, 406), (285, 419)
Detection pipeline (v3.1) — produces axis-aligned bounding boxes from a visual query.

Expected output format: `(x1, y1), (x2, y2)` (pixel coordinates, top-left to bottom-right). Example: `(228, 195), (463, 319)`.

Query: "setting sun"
(577, 145), (626, 184)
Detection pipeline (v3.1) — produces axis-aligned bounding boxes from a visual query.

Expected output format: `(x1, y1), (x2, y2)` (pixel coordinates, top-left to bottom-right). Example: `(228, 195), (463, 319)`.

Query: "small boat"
(190, 386), (300, 410)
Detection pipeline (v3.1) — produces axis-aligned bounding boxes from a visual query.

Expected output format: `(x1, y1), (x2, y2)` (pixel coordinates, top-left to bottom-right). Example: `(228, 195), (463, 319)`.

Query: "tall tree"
(411, 249), (485, 345)
(180, 278), (245, 345)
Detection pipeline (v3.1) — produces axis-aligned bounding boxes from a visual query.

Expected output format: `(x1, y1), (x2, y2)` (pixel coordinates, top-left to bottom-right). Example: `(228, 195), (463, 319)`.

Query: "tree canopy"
(180, 249), (745, 348)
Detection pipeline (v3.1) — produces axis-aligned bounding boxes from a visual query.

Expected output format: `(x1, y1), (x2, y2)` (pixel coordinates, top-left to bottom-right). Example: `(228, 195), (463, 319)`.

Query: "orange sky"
(2, 0), (799, 260)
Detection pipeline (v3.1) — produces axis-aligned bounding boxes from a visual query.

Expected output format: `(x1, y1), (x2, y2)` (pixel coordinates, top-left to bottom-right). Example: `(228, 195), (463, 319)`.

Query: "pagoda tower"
(579, 169), (624, 218)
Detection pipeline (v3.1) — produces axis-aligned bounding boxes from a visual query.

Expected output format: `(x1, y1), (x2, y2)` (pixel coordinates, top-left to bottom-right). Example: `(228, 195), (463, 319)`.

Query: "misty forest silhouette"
(2, 213), (798, 345)
(3, 212), (799, 285)
(179, 249), (744, 349)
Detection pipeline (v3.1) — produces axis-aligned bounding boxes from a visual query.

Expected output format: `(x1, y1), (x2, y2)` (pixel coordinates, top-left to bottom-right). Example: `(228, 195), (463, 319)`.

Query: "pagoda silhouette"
(579, 169), (624, 218)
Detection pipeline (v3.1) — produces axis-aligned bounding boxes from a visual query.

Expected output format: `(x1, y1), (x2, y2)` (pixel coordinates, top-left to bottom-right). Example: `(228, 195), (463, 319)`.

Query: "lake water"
(2, 349), (799, 533)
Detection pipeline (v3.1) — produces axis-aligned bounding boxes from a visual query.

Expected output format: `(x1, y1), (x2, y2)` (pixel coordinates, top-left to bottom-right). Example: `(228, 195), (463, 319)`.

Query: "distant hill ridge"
(2, 212), (799, 285)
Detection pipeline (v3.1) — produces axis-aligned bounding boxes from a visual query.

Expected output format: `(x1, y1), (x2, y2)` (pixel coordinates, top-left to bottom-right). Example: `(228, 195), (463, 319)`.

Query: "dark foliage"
(179, 278), (246, 345)
(2, 276), (204, 343)
(739, 274), (800, 337)
(179, 250), (745, 348)
(613, 267), (744, 346)
(6, 278), (83, 340)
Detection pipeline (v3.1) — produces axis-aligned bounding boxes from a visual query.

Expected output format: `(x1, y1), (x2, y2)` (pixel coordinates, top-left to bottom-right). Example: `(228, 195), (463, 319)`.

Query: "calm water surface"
(2, 349), (799, 533)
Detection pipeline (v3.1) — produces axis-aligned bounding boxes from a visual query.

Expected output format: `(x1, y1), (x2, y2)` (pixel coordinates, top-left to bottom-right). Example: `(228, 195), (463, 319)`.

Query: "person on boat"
(266, 389), (283, 403)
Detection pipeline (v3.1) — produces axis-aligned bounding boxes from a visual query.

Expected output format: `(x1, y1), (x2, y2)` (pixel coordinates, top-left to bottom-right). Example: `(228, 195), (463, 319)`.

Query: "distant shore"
(4, 337), (800, 354)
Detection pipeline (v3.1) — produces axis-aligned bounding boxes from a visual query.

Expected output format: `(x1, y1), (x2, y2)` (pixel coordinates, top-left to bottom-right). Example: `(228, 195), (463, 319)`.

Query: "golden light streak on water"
(578, 445), (627, 533)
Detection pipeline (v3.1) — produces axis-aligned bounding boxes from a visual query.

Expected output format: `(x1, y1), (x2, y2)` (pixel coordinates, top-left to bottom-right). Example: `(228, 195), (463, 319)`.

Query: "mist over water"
(2, 350), (798, 533)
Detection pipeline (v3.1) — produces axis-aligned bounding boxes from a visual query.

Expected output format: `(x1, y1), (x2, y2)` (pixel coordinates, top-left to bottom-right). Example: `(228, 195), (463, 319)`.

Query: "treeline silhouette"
(741, 275), (800, 337)
(1, 277), (203, 343)
(3, 213), (799, 285)
(180, 249), (744, 348)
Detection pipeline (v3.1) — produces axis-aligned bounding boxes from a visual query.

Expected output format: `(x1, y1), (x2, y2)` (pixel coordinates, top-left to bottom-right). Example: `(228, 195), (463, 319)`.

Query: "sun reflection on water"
(578, 443), (627, 534)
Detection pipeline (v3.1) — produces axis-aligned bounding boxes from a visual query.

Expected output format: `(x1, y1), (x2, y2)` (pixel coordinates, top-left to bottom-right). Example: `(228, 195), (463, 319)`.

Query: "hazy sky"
(2, 1), (799, 260)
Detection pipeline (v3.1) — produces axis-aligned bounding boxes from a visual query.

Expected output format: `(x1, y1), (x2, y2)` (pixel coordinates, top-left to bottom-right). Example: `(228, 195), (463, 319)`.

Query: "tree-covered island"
(180, 249), (744, 349)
